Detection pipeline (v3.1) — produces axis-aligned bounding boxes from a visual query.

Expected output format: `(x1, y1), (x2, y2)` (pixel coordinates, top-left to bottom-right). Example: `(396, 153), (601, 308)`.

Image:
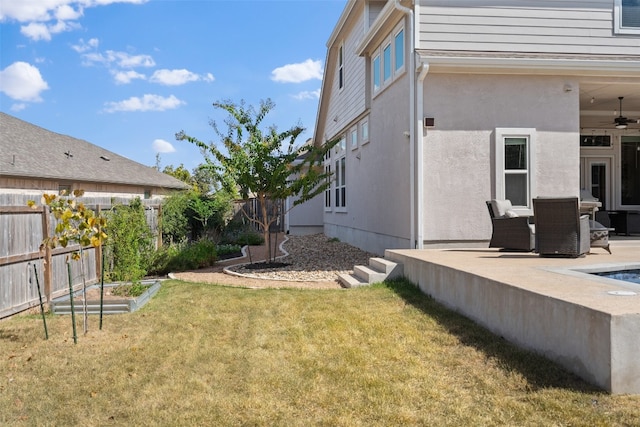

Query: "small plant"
(216, 244), (242, 257)
(220, 224), (264, 246)
(111, 282), (149, 298)
(28, 190), (108, 342)
(328, 237), (340, 243)
(148, 239), (218, 275)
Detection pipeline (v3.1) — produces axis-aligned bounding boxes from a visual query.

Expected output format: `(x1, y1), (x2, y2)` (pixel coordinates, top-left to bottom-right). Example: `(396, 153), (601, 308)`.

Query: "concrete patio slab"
(385, 240), (640, 394)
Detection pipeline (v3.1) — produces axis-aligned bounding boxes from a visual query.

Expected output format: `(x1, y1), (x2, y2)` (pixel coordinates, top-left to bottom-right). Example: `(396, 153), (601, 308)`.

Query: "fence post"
(157, 204), (163, 248)
(96, 204), (102, 278)
(41, 205), (53, 301)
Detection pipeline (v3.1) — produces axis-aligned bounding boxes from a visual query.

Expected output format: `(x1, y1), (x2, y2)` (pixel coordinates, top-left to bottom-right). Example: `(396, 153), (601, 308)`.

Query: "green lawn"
(1, 279), (639, 426)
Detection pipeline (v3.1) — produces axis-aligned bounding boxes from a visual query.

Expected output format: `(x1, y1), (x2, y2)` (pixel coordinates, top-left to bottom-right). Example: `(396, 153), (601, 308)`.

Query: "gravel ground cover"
(227, 233), (376, 281)
(171, 233), (377, 289)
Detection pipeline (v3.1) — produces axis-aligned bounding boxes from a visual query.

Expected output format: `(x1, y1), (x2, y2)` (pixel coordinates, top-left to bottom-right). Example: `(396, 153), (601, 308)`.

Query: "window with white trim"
(615, 0), (640, 34)
(495, 128), (537, 210)
(372, 21), (406, 94)
(394, 29), (404, 71)
(333, 134), (346, 210)
(324, 149), (332, 210)
(350, 127), (358, 150)
(338, 43), (344, 89)
(361, 118), (369, 145)
(373, 54), (380, 92)
(383, 43), (391, 82)
(335, 156), (346, 208)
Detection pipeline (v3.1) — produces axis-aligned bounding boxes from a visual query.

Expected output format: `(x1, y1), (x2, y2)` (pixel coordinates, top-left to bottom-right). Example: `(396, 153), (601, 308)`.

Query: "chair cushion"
(491, 199), (513, 218)
(504, 209), (519, 218)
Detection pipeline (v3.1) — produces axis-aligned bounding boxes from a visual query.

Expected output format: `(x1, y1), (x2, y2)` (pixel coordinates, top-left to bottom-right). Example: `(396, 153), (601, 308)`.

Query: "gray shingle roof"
(0, 112), (188, 190)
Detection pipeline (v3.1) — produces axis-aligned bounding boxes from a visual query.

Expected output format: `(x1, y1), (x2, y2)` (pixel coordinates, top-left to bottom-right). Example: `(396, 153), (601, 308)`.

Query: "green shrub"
(104, 198), (154, 282)
(216, 244), (242, 257)
(148, 239), (218, 275)
(220, 222), (264, 246)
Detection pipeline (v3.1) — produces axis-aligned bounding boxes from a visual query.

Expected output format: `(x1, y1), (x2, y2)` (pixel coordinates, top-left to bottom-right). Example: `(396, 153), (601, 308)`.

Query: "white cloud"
(152, 139), (176, 153)
(1, 0), (148, 41)
(112, 70), (146, 84)
(149, 69), (215, 86)
(0, 62), (49, 102)
(1, 0), (147, 22)
(10, 103), (28, 112)
(20, 22), (51, 41)
(55, 4), (82, 21)
(292, 89), (321, 100)
(103, 94), (185, 113)
(271, 59), (323, 83)
(71, 37), (99, 53)
(20, 19), (80, 41)
(83, 50), (155, 68)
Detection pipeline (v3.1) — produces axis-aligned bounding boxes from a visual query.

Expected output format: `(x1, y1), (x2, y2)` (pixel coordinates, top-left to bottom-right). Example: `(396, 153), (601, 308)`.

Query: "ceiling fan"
(612, 96), (639, 129)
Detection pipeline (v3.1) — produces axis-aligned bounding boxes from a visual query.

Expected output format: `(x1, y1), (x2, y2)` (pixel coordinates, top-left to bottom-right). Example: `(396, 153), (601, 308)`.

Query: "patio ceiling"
(579, 82), (640, 130)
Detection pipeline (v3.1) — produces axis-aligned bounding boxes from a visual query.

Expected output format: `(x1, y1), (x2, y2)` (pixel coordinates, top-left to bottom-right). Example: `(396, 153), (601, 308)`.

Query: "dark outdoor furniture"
(589, 220), (613, 254)
(607, 210), (640, 236)
(532, 197), (590, 258)
(486, 200), (535, 251)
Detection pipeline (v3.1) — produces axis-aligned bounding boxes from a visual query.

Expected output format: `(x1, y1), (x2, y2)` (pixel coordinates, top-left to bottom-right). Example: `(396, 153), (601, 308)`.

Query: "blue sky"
(0, 0), (347, 170)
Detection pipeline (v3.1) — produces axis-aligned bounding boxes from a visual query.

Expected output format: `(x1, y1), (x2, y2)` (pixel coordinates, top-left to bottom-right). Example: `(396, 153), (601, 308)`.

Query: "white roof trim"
(327, 1), (356, 48)
(418, 51), (640, 77)
(355, 1), (399, 56)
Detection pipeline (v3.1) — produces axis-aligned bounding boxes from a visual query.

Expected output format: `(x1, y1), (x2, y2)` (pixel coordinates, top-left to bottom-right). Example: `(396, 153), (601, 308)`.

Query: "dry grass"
(1, 278), (639, 426)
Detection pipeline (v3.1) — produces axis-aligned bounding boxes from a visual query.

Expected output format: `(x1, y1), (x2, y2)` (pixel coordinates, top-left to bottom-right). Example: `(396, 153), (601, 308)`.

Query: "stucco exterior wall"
(324, 75), (412, 255)
(421, 74), (580, 243)
(286, 192), (324, 236)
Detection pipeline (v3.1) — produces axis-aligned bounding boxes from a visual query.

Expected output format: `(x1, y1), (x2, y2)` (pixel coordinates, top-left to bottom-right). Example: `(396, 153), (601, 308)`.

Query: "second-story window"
(394, 29), (405, 71)
(372, 20), (406, 94)
(338, 43), (344, 89)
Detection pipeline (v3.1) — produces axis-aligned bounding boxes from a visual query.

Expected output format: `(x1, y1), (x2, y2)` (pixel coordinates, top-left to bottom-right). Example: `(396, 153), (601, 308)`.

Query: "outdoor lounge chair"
(486, 199), (535, 251)
(532, 197), (590, 258)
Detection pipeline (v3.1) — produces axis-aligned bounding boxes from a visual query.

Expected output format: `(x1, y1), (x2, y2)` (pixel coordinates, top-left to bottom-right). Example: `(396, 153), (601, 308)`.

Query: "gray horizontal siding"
(325, 12), (368, 139)
(418, 1), (640, 56)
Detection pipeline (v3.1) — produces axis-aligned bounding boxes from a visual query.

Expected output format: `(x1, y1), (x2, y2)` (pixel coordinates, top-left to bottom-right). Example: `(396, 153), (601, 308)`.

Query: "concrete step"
(354, 265), (387, 283)
(338, 257), (404, 288)
(337, 272), (368, 288)
(369, 257), (403, 279)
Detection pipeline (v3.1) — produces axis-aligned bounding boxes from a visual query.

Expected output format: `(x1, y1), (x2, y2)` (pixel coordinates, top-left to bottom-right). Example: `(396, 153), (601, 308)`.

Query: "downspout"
(416, 58), (429, 249)
(393, 0), (415, 248)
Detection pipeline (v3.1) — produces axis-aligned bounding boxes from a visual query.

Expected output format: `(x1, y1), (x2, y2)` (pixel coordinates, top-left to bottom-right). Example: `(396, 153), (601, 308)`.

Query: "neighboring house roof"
(0, 112), (188, 190)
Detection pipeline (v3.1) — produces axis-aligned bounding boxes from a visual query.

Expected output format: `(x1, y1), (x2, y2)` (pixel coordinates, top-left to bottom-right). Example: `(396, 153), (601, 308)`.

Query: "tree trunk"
(259, 194), (271, 262)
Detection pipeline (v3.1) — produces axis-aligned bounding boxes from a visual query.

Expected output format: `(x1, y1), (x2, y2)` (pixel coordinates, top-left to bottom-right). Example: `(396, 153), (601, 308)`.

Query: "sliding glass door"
(621, 137), (640, 207)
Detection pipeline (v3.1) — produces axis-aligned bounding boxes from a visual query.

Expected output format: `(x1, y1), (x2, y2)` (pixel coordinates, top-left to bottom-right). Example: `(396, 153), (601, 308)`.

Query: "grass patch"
(1, 278), (638, 426)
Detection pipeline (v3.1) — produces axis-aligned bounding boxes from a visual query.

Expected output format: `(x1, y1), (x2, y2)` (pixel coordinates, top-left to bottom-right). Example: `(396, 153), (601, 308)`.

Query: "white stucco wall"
(286, 192), (324, 236)
(421, 74), (580, 244)
(324, 74), (413, 255)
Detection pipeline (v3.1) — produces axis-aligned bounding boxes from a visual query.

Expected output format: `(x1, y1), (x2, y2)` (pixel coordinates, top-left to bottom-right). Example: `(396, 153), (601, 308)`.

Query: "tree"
(176, 99), (337, 262)
(104, 198), (154, 282)
(28, 190), (108, 341)
(162, 164), (195, 190)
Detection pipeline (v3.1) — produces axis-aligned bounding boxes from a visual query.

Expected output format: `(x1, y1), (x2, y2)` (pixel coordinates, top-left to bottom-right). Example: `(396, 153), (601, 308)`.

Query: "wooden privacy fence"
(0, 196), (162, 319)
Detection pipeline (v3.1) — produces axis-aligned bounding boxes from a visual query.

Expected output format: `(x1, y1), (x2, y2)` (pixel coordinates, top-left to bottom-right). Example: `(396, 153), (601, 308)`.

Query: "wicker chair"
(532, 197), (590, 258)
(486, 200), (535, 251)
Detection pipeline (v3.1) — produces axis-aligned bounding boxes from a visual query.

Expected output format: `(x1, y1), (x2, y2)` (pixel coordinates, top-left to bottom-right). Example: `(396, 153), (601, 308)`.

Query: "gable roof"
(0, 112), (188, 190)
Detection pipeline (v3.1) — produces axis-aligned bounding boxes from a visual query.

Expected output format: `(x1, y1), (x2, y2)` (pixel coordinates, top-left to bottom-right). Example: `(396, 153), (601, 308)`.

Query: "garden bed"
(50, 280), (161, 315)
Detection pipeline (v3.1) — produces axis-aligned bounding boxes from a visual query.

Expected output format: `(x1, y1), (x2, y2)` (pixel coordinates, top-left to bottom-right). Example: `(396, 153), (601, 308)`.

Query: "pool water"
(592, 269), (640, 285)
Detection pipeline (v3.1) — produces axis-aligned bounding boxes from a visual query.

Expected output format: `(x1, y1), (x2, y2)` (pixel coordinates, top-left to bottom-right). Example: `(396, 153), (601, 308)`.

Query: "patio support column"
(393, 0), (416, 248)
(415, 58), (429, 249)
